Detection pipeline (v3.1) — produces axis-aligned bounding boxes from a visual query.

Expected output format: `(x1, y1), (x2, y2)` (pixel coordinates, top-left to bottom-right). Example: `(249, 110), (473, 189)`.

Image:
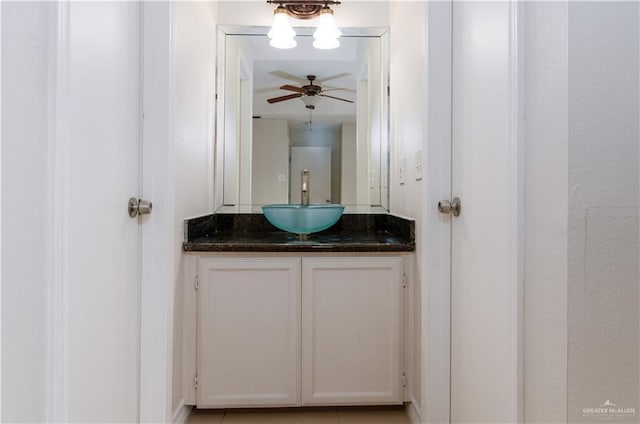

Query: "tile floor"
(187, 406), (411, 424)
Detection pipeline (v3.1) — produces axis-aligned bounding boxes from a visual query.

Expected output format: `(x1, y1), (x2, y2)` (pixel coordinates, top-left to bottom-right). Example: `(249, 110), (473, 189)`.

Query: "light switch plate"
(414, 149), (423, 181)
(277, 174), (286, 182)
(399, 156), (406, 185)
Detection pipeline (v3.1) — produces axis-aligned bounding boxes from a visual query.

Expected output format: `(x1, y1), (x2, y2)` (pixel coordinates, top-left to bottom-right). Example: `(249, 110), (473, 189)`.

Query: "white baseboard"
(172, 400), (192, 424)
(406, 400), (423, 424)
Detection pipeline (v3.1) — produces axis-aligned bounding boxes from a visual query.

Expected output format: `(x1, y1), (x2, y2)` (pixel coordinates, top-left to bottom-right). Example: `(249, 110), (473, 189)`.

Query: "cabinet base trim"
(172, 400), (192, 424)
(405, 401), (422, 424)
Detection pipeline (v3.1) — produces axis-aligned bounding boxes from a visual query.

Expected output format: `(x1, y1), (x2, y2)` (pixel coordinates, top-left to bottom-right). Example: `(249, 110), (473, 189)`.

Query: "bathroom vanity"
(183, 22), (409, 409)
(181, 212), (415, 409)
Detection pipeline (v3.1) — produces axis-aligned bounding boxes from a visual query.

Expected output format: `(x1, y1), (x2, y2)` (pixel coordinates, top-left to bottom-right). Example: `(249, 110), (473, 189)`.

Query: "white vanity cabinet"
(185, 254), (408, 408)
(301, 257), (404, 405)
(196, 258), (301, 408)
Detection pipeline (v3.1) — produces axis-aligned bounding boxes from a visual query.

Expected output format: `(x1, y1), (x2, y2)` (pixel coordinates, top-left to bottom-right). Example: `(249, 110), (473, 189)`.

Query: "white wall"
(341, 123), (357, 204)
(388, 2), (427, 420)
(1, 3), (53, 421)
(389, 2), (426, 215)
(252, 119), (290, 204)
(523, 2), (568, 422)
(567, 2), (639, 421)
(172, 1), (217, 418)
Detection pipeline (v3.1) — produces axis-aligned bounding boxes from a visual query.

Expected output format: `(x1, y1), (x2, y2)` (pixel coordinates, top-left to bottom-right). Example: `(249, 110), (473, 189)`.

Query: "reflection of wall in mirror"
(252, 118), (289, 204)
(290, 127), (342, 204)
(251, 120), (358, 205)
(341, 123), (357, 204)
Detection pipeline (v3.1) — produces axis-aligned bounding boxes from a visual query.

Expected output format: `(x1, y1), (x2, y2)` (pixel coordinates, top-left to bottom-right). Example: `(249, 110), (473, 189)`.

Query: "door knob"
(438, 197), (461, 217)
(128, 197), (153, 218)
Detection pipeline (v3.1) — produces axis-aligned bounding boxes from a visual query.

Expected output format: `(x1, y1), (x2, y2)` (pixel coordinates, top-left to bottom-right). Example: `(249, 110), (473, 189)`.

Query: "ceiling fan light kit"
(301, 95), (320, 109)
(267, 1), (342, 50)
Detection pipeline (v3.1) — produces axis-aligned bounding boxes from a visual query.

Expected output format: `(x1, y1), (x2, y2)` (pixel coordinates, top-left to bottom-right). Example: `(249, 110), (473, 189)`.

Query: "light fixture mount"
(266, 0), (341, 20)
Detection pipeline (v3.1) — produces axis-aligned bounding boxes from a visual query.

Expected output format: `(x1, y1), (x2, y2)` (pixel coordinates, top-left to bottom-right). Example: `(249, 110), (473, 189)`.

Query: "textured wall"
(568, 2), (639, 422)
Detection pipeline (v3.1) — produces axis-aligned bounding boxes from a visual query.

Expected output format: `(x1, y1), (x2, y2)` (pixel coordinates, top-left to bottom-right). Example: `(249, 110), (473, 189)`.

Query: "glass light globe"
(313, 7), (341, 47)
(313, 37), (340, 50)
(301, 95), (321, 109)
(268, 6), (296, 49)
(270, 37), (297, 49)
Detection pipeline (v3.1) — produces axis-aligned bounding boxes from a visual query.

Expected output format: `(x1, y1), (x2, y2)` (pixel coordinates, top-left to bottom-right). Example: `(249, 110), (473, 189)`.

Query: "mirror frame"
(214, 25), (390, 213)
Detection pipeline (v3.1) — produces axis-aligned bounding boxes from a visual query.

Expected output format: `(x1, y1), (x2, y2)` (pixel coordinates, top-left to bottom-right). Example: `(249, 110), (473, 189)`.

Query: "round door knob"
(438, 197), (461, 217)
(128, 197), (153, 218)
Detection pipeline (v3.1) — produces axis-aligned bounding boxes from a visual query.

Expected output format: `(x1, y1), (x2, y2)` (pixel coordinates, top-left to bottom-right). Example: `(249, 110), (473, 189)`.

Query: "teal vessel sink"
(262, 204), (345, 236)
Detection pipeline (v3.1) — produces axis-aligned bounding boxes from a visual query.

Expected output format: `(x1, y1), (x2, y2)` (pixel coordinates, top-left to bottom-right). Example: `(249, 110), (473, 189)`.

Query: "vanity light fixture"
(267, 5), (297, 49)
(313, 6), (341, 49)
(266, 0), (342, 50)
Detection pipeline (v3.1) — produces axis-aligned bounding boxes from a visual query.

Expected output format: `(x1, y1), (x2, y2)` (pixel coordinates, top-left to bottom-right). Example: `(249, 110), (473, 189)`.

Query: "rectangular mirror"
(215, 26), (389, 212)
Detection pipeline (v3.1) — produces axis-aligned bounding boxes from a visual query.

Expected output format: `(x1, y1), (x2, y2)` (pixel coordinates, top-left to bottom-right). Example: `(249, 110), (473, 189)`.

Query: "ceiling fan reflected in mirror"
(266, 74), (354, 110)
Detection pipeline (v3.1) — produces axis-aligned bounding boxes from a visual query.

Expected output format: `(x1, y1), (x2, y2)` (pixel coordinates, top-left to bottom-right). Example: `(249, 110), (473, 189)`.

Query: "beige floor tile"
(188, 409), (225, 424)
(222, 407), (339, 424)
(337, 406), (411, 424)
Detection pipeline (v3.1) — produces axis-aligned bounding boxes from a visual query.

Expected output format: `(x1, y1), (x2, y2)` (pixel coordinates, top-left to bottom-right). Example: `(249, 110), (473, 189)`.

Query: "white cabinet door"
(197, 257), (301, 407)
(301, 257), (404, 405)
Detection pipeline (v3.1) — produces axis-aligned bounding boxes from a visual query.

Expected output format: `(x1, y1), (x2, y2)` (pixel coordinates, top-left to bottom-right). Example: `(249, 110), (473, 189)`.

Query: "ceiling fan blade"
(323, 85), (357, 94)
(267, 93), (303, 104)
(255, 86), (283, 94)
(319, 94), (355, 103)
(280, 84), (305, 93)
(269, 70), (307, 84)
(316, 73), (351, 84)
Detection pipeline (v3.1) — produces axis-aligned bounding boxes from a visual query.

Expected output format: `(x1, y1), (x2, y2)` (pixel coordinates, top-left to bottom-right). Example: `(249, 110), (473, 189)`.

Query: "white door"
(450, 1), (521, 422)
(64, 2), (141, 421)
(290, 146), (332, 204)
(197, 258), (301, 407)
(301, 257), (403, 405)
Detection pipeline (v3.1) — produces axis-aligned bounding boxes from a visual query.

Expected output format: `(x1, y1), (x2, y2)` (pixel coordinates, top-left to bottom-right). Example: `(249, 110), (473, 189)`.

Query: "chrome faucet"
(301, 169), (309, 206)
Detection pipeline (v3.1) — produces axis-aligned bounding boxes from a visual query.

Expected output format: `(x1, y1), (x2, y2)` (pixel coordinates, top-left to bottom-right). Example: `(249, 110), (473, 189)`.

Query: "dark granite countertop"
(183, 212), (415, 253)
